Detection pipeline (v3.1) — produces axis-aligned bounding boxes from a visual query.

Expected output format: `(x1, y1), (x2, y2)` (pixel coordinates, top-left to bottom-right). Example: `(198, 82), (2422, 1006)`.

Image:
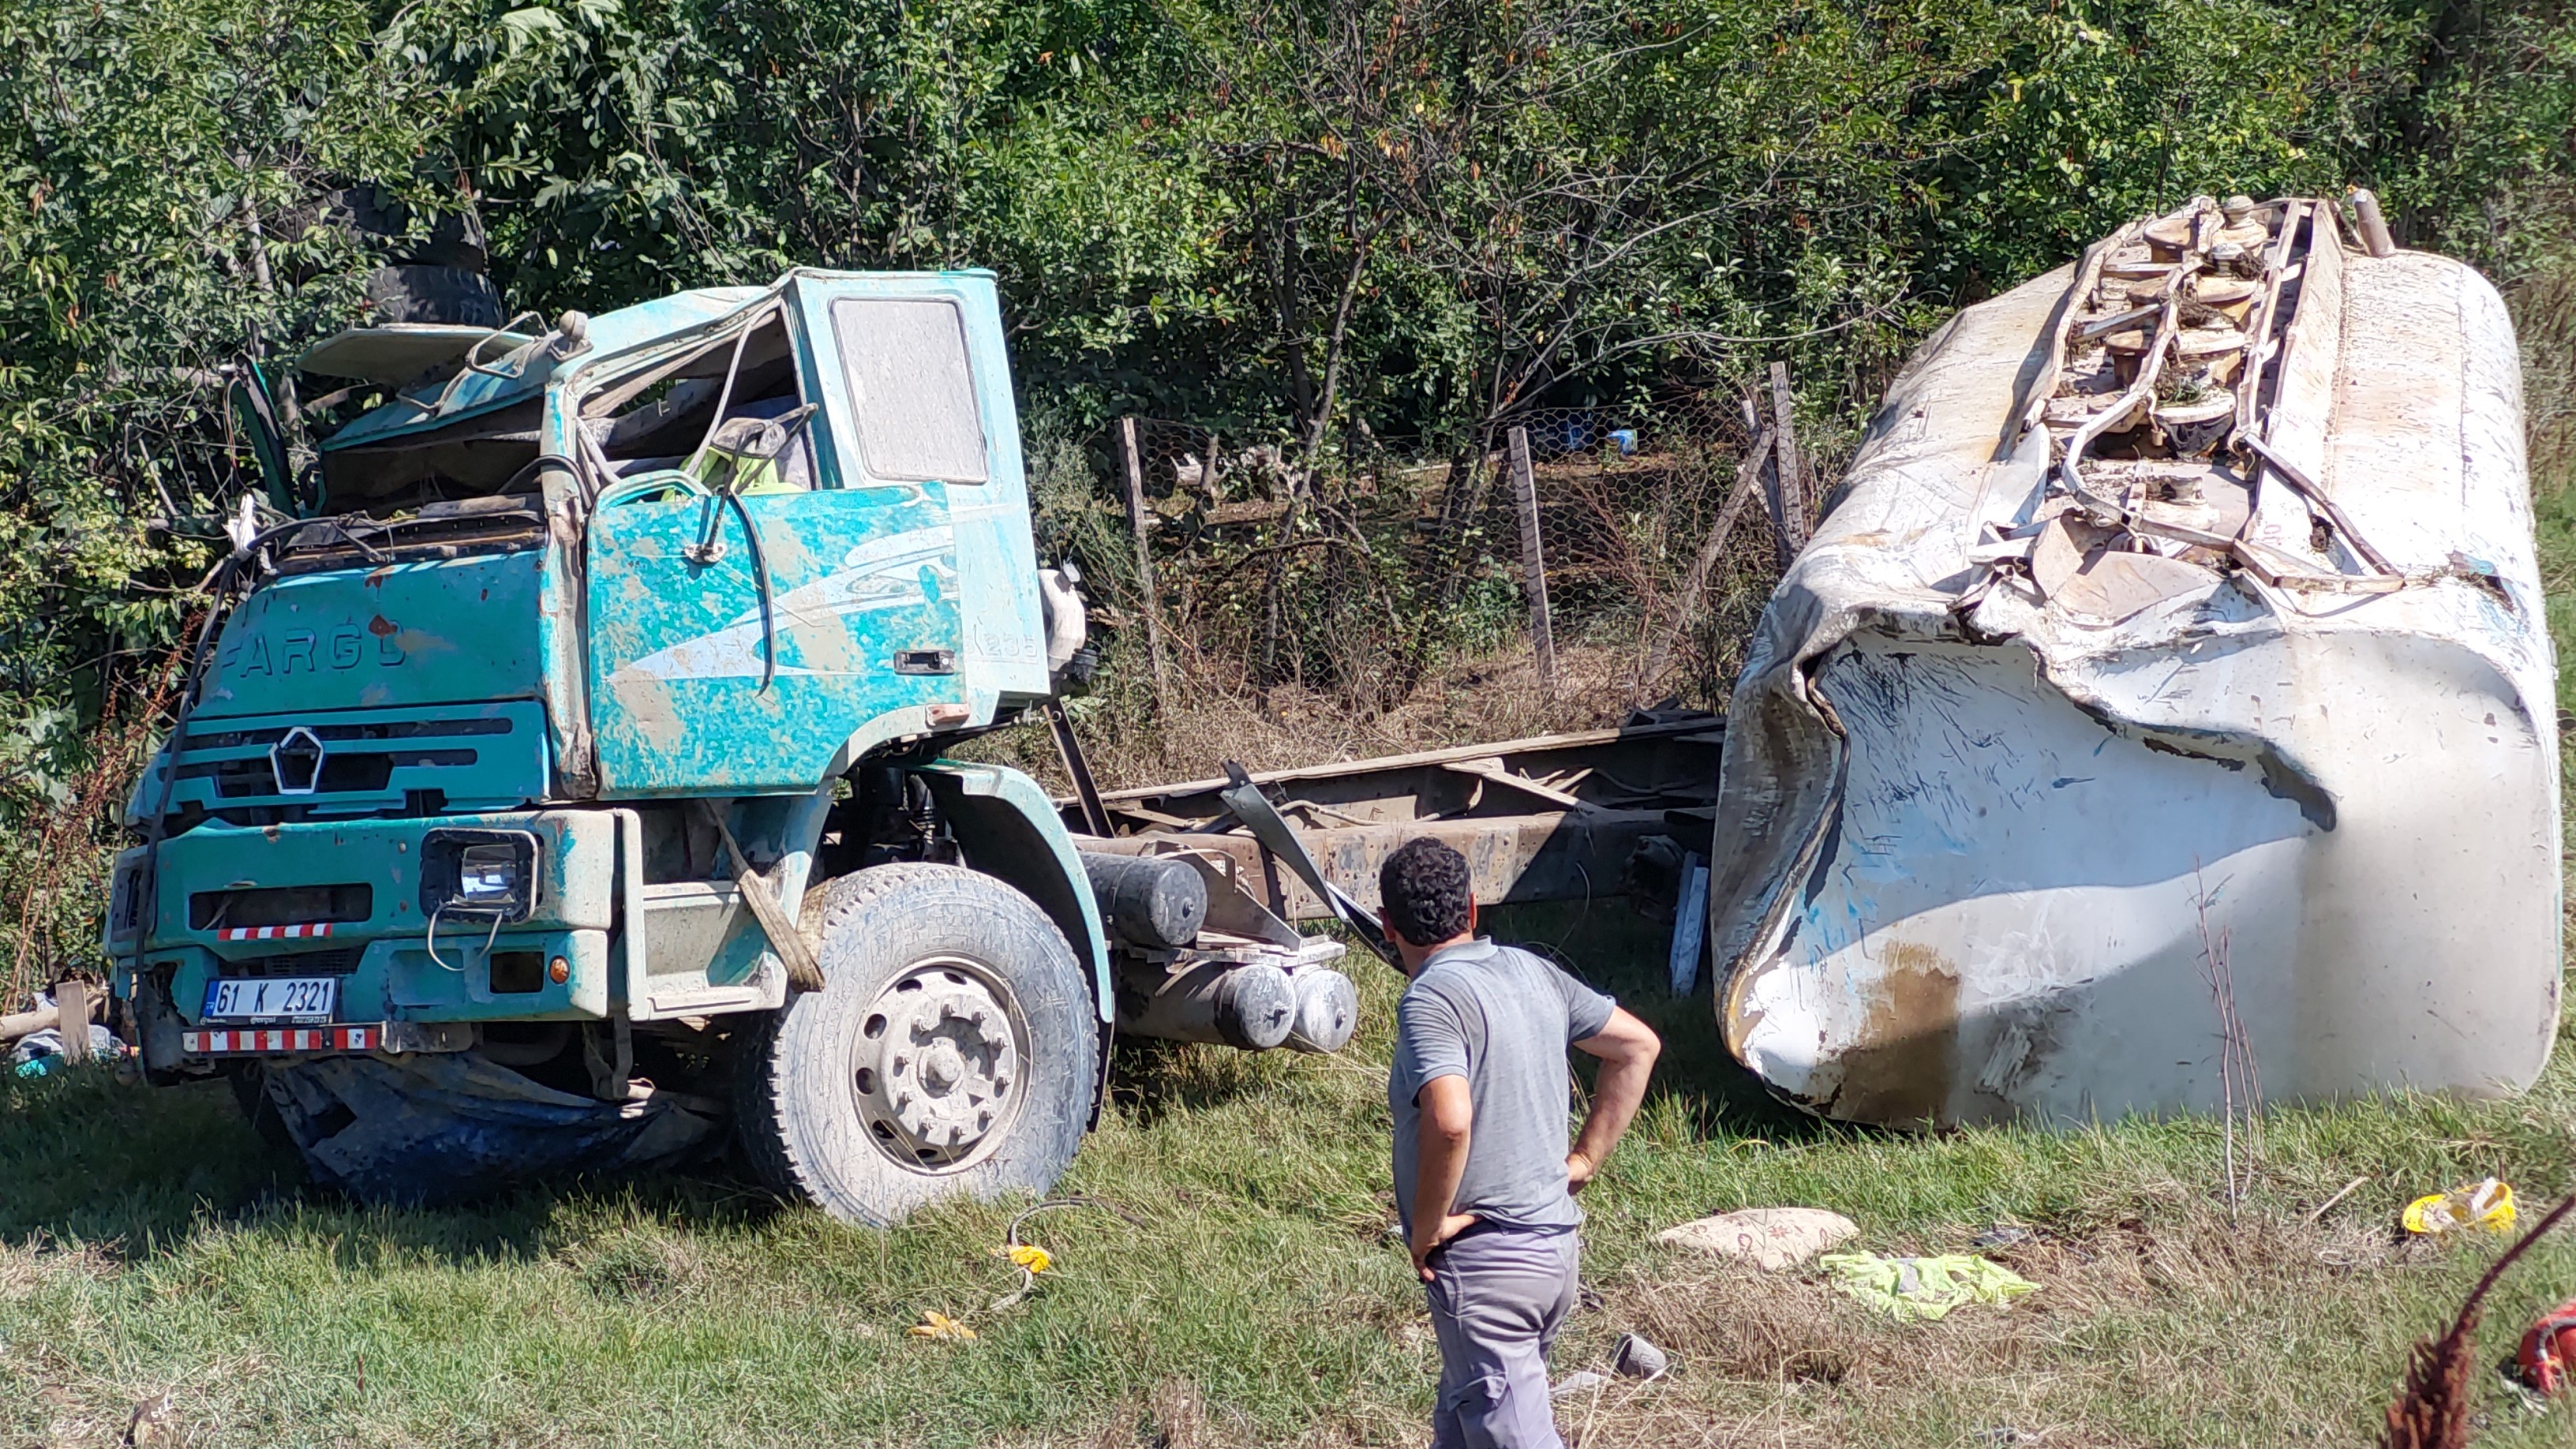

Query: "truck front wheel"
(735, 863), (1099, 1226)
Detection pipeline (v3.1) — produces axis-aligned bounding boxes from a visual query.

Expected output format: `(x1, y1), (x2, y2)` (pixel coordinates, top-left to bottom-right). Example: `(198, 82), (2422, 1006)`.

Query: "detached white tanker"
(1706, 195), (2558, 1127)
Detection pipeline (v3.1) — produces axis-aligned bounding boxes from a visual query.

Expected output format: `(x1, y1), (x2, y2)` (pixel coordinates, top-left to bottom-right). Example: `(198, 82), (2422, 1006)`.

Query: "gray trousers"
(1422, 1226), (1581, 1449)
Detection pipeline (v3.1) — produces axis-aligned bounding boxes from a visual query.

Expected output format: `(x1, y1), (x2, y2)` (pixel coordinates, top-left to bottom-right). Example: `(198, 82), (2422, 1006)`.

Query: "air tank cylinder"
(1080, 851), (1208, 950)
(1113, 958), (1295, 1050)
(1286, 969), (1358, 1054)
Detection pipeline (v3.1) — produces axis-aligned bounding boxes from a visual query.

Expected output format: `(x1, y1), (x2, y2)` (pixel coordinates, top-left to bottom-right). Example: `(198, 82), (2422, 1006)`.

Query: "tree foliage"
(0, 0), (2567, 972)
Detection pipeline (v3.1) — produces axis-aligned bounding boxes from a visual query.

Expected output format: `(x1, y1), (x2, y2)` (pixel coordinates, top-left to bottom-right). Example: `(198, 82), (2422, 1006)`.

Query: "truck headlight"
(457, 844), (523, 905)
(420, 829), (540, 922)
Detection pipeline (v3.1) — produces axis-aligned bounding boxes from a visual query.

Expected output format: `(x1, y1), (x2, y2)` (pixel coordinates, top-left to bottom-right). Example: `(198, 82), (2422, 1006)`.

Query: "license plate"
(202, 976), (338, 1022)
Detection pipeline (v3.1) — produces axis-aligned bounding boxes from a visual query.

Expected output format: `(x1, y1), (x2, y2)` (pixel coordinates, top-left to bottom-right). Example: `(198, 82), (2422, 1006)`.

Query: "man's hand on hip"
(1564, 1149), (1597, 1195)
(1410, 1212), (1480, 1281)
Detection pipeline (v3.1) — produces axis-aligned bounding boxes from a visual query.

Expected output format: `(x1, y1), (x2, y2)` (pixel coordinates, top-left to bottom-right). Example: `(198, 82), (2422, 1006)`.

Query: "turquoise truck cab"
(100, 271), (1260, 1222)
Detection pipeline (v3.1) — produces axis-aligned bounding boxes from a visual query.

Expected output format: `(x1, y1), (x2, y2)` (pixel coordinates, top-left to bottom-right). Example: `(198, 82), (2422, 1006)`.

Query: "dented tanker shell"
(1706, 207), (2559, 1128)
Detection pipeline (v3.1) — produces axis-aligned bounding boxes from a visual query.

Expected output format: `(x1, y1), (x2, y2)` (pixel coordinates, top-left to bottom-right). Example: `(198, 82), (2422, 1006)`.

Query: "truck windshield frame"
(317, 391), (546, 512)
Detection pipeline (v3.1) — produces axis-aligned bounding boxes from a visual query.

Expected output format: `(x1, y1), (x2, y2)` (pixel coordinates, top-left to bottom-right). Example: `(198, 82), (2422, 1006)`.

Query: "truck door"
(583, 274), (1009, 795)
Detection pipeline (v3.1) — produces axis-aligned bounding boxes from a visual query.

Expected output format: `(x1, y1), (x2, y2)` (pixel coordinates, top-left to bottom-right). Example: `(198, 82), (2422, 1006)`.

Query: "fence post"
(1767, 361), (1807, 567)
(1118, 417), (1173, 708)
(1506, 425), (1557, 694)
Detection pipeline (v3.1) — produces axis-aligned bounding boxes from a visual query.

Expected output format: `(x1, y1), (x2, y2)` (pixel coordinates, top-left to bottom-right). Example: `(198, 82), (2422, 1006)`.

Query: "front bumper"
(111, 810), (621, 1029)
(178, 1022), (472, 1057)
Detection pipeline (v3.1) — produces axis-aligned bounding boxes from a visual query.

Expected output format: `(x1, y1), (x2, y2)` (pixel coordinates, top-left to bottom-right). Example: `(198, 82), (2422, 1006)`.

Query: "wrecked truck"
(107, 271), (1357, 1217)
(1705, 195), (2559, 1128)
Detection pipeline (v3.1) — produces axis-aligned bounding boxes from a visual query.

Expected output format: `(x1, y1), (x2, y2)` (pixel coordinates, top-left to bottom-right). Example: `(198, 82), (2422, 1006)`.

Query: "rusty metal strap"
(1218, 762), (1399, 967)
(1043, 699), (1113, 837)
(2237, 432), (2398, 575)
(692, 800), (826, 994)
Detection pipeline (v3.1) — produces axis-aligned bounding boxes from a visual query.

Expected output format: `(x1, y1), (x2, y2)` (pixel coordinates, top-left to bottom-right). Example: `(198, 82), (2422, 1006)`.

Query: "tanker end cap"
(1286, 968), (1357, 1054)
(1114, 957), (1295, 1050)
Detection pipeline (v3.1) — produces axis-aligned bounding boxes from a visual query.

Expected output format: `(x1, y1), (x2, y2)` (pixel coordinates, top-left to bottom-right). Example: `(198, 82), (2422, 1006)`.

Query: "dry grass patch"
(1556, 1203), (2530, 1447)
(0, 1232), (116, 1301)
(975, 639), (1646, 797)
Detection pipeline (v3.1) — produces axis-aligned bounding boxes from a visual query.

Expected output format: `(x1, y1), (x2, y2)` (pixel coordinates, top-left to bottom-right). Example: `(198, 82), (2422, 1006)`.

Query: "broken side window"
(581, 310), (817, 492)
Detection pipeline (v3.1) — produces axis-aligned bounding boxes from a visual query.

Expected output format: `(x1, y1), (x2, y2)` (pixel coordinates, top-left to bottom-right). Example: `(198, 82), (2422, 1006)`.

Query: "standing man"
(1380, 837), (1662, 1448)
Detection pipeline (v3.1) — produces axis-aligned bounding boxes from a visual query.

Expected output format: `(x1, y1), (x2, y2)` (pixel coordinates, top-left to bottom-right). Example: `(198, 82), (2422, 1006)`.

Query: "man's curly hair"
(1380, 837), (1473, 947)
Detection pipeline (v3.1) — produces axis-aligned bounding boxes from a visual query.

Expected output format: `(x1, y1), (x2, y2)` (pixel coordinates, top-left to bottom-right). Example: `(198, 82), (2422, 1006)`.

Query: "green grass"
(8, 923), (2576, 1447)
(9, 264), (2576, 1447)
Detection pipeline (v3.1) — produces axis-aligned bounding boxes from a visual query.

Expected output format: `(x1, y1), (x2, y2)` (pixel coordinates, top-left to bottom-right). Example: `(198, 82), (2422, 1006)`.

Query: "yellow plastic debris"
(906, 1310), (978, 1341)
(2402, 1178), (2516, 1236)
(1000, 1244), (1052, 1274)
(1818, 1252), (2037, 1323)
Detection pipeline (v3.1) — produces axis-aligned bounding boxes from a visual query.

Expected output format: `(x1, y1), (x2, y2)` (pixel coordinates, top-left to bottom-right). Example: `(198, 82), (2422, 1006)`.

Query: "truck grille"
(221, 947), (361, 978)
(150, 702), (550, 826)
(187, 747), (477, 798)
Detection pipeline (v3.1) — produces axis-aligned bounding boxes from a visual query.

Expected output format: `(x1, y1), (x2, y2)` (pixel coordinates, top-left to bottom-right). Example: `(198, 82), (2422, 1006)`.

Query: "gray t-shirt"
(1389, 938), (1618, 1235)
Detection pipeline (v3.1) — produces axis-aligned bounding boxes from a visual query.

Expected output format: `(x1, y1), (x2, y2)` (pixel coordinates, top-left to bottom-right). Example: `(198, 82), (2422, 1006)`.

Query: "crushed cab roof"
(313, 285), (770, 452)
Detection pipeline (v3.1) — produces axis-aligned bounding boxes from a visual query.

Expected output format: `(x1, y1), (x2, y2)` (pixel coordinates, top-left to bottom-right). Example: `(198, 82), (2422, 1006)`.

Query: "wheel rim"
(851, 955), (1031, 1174)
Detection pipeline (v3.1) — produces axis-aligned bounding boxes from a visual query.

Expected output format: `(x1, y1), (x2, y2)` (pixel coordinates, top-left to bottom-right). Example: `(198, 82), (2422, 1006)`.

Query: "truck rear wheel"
(735, 863), (1099, 1226)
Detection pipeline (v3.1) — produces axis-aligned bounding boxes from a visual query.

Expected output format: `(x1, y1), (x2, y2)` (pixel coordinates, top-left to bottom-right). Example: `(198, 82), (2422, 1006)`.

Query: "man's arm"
(1408, 1073), (1478, 1281)
(1565, 1007), (1660, 1193)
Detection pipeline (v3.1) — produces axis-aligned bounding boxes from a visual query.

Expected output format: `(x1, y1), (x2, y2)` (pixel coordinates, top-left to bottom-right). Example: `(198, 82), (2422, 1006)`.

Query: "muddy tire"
(735, 863), (1098, 1226)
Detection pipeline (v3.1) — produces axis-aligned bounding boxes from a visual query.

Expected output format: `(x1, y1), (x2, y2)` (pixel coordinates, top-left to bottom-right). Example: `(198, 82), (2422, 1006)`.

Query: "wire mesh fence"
(1060, 388), (1813, 720)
